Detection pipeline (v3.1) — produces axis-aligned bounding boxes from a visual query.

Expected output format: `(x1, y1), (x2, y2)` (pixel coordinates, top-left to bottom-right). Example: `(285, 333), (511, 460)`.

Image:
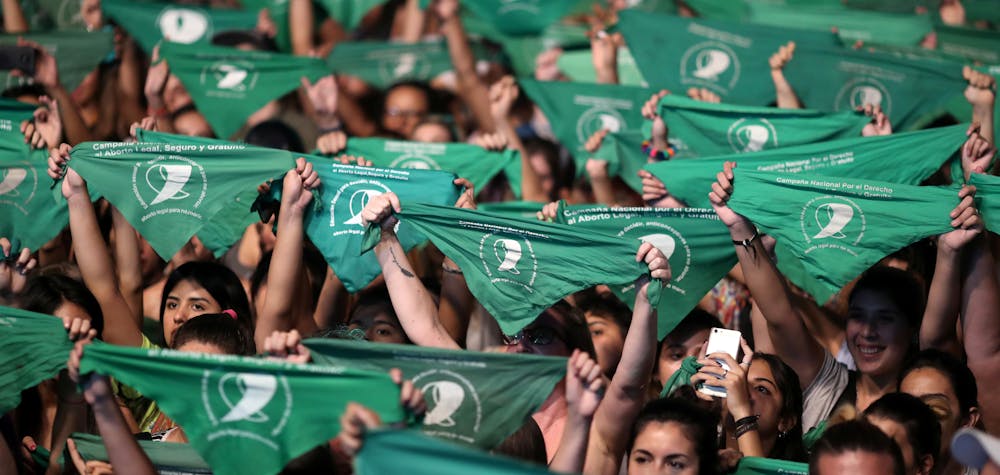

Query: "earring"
(778, 431), (788, 439)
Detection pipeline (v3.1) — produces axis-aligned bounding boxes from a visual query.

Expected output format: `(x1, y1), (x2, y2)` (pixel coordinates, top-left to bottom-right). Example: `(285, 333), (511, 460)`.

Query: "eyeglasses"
(502, 326), (563, 346)
(384, 108), (427, 119)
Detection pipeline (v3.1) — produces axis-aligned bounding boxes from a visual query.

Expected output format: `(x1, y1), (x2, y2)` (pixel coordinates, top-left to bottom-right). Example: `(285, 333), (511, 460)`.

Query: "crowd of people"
(1, 0), (1000, 473)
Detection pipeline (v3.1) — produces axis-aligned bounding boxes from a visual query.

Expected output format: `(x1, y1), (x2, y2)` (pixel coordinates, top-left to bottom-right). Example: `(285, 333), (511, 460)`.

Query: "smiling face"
(628, 421), (700, 475)
(163, 279), (222, 347)
(846, 289), (913, 379)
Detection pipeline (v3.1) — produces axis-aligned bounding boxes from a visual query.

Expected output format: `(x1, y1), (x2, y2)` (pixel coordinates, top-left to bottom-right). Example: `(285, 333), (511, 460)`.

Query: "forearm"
(337, 94), (378, 137)
(289, 0), (316, 56)
(67, 192), (142, 346)
(731, 226), (823, 387)
(117, 42), (145, 133)
(90, 392), (156, 475)
(375, 232), (459, 349)
(48, 86), (94, 145)
(498, 119), (545, 202)
(549, 413), (593, 473)
(257, 208), (309, 350)
(2, 0), (28, 33)
(111, 208), (144, 327)
(973, 103), (994, 145)
(312, 267), (346, 330)
(441, 18), (496, 132)
(46, 372), (89, 474)
(395, 0), (424, 43)
(437, 258), (473, 348)
(770, 70), (802, 109)
(920, 247), (963, 356)
(588, 172), (615, 206)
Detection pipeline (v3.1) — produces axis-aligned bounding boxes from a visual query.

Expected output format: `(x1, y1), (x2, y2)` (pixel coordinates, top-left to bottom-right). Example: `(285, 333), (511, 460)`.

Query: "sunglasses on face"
(502, 326), (563, 346)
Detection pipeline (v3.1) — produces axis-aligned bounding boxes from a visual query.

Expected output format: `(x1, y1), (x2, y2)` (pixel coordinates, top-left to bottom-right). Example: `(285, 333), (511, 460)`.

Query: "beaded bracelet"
(640, 140), (677, 161)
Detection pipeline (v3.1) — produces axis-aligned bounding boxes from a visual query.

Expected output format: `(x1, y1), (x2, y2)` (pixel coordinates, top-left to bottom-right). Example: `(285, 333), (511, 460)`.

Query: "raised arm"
(591, 30), (622, 85)
(492, 76), (546, 202)
(964, 66), (995, 146)
(360, 192), (460, 349)
(585, 243), (670, 475)
(436, 179), (477, 347)
(289, 0), (316, 55)
(584, 129), (615, 206)
(768, 42), (803, 109)
(20, 39), (93, 145)
(433, 0), (496, 132)
(67, 337), (156, 475)
(923, 142), (992, 355)
(1, 0), (27, 33)
(255, 157), (321, 351)
(111, 207), (144, 327)
(49, 144), (143, 347)
(550, 351), (604, 473)
(709, 161), (825, 388)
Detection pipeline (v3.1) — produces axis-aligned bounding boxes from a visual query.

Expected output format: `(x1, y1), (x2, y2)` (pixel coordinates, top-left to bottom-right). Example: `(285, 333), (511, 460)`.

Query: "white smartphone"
(697, 327), (742, 398)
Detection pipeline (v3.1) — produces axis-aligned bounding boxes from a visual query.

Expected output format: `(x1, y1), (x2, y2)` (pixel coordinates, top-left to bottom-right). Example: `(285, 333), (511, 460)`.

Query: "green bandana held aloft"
(336, 138), (520, 197)
(487, 23), (590, 78)
(660, 356), (702, 397)
(133, 129), (275, 257)
(0, 127), (71, 252)
(728, 171), (957, 303)
(519, 79), (650, 172)
(362, 203), (660, 335)
(327, 40), (496, 90)
(936, 25), (1000, 64)
(747, 3), (932, 47)
(0, 98), (40, 122)
(21, 0), (88, 31)
(161, 42), (328, 139)
(78, 343), (405, 475)
(555, 203), (736, 338)
(0, 306), (75, 414)
(783, 46), (966, 131)
(652, 94), (871, 158)
(292, 160), (460, 293)
(314, 0), (387, 30)
(65, 141), (293, 260)
(618, 10), (838, 106)
(969, 174), (1000, 234)
(356, 429), (561, 475)
(0, 31), (114, 92)
(734, 457), (809, 475)
(101, 0), (258, 54)
(645, 124), (968, 208)
(67, 433), (211, 474)
(304, 339), (566, 449)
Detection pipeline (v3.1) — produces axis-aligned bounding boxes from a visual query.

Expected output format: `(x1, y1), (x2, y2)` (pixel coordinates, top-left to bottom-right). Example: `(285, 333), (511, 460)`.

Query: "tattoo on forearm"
(389, 246), (415, 278)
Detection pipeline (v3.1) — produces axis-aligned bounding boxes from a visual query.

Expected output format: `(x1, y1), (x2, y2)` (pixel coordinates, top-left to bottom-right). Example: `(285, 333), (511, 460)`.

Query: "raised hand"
(453, 178), (476, 210)
(769, 41), (796, 70)
(584, 128), (609, 154)
(128, 116), (158, 141)
(389, 368), (427, 421)
(144, 45), (170, 114)
(471, 131), (508, 151)
(48, 143), (85, 199)
(939, 0), (966, 26)
(282, 157), (320, 213)
(939, 184), (983, 253)
(430, 0), (459, 22)
(336, 154), (372, 167)
(636, 241), (671, 298)
(489, 75), (519, 121)
(301, 75), (341, 129)
(534, 48), (563, 82)
(860, 103), (892, 137)
(565, 350), (605, 419)
(536, 201), (560, 222)
(963, 66), (996, 109)
(21, 96), (62, 149)
(0, 237), (35, 295)
(687, 87), (721, 103)
(691, 348), (753, 418)
(263, 330), (311, 364)
(317, 130), (348, 155)
(360, 192), (401, 232)
(708, 161), (754, 236)
(961, 126), (996, 181)
(16, 38), (58, 89)
(641, 89), (670, 147)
